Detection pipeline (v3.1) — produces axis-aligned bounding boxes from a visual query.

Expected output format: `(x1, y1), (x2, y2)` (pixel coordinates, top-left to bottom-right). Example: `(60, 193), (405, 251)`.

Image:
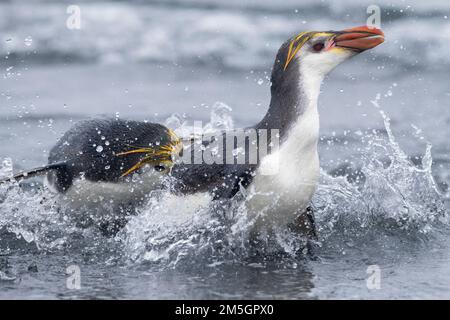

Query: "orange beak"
(333, 26), (385, 52)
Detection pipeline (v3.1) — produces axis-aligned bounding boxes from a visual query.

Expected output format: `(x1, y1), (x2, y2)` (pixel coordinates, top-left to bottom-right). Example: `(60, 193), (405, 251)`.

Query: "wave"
(1, 1), (450, 70)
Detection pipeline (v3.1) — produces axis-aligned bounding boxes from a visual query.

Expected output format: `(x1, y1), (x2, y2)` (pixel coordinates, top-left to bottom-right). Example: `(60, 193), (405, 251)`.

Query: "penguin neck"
(256, 64), (323, 144)
(248, 66), (323, 225)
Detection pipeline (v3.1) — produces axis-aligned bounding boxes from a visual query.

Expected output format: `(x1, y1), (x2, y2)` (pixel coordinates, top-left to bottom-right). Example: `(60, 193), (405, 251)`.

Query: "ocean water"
(0, 0), (450, 299)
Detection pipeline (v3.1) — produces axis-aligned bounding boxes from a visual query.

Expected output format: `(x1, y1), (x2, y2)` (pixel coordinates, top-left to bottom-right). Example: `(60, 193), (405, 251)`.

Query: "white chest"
(246, 108), (320, 226)
(243, 72), (322, 229)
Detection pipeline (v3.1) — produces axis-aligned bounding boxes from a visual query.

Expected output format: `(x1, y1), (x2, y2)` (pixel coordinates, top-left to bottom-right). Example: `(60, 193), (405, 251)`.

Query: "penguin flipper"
(0, 161), (69, 189)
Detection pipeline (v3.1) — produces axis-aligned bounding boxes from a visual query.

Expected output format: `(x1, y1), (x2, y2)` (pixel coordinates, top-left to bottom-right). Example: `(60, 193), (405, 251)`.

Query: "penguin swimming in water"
(1, 26), (384, 236)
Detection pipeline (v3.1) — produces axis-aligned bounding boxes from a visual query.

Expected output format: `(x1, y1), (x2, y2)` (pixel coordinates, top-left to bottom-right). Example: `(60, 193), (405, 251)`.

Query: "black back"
(47, 118), (172, 191)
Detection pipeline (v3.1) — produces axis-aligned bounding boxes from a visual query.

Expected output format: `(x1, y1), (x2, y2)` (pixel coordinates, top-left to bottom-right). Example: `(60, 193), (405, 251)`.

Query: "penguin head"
(274, 25), (384, 81)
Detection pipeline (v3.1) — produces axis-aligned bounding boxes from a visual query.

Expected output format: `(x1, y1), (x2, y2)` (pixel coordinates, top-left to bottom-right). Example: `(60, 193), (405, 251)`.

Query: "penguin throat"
(298, 64), (323, 114)
(281, 65), (323, 146)
(284, 66), (322, 153)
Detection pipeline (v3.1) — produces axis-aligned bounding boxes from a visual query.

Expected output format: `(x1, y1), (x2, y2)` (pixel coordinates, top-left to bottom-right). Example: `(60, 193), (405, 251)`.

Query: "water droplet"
(96, 145), (103, 153)
(257, 78), (264, 85)
(101, 136), (105, 140)
(24, 36), (33, 47)
(105, 165), (110, 170)
(105, 141), (110, 146)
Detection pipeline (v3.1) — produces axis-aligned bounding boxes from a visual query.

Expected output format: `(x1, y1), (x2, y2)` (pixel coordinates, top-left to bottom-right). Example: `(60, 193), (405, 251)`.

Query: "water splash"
(117, 100), (447, 266)
(0, 103), (447, 267)
(0, 179), (64, 253)
(313, 96), (447, 254)
(203, 102), (234, 133)
(0, 161), (117, 256)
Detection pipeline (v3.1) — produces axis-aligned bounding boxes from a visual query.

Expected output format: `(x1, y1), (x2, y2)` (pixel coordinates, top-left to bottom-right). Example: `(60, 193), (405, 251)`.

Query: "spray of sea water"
(0, 101), (447, 271)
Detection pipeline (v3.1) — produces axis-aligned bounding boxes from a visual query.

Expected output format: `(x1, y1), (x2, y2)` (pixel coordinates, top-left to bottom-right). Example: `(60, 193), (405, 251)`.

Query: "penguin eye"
(154, 165), (166, 172)
(312, 42), (325, 52)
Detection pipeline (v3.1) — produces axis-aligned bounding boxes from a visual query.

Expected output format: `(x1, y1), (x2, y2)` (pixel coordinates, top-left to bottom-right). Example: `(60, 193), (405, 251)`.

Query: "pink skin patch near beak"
(324, 40), (335, 51)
